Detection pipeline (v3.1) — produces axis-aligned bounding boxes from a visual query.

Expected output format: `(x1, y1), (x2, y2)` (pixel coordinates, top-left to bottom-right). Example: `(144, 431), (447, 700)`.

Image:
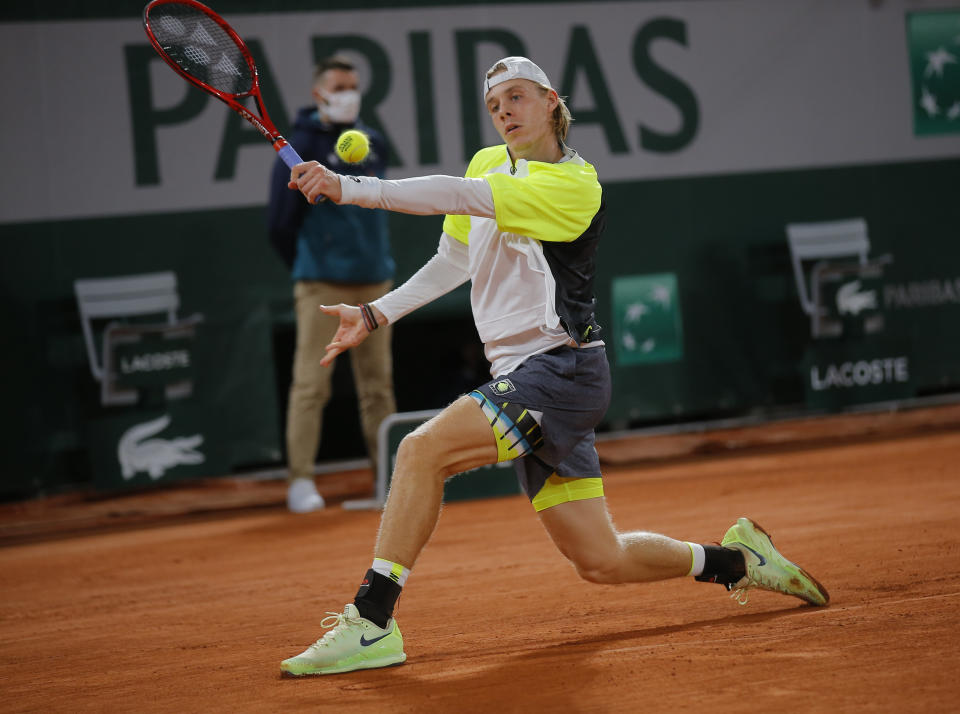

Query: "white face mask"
(319, 89), (361, 124)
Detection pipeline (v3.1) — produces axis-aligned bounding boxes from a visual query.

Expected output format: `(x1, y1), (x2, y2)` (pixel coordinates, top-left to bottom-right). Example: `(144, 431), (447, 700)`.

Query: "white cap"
(482, 56), (553, 98)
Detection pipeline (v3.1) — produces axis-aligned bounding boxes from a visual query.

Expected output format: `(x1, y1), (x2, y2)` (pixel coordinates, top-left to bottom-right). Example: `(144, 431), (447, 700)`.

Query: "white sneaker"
(286, 478), (325, 513)
(281, 603), (406, 676)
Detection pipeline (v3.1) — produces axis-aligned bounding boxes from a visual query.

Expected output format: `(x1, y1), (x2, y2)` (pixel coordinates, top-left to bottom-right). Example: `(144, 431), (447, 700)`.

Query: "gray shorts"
(468, 345), (612, 510)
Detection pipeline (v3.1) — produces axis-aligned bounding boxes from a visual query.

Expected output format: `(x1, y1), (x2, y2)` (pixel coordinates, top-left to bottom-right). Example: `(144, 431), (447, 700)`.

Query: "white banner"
(1, 0), (958, 224)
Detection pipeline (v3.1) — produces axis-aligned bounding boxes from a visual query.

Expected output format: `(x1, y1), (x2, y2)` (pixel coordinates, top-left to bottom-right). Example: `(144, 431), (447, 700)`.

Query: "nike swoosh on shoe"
(360, 632), (392, 647)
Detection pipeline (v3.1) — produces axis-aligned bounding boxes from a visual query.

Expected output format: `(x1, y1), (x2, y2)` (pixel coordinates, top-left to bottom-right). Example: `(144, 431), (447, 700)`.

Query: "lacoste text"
(120, 350), (190, 374)
(809, 357), (909, 391)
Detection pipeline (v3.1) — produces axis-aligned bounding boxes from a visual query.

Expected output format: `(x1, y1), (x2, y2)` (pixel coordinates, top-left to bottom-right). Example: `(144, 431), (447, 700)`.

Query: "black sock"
(354, 570), (402, 628)
(695, 545), (746, 588)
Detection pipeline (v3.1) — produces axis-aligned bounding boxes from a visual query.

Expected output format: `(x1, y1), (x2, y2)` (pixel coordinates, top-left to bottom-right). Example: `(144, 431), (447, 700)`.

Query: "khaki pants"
(286, 280), (396, 482)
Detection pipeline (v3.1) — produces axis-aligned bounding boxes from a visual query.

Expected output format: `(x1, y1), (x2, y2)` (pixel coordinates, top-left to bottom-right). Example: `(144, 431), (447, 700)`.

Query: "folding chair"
(74, 272), (202, 406)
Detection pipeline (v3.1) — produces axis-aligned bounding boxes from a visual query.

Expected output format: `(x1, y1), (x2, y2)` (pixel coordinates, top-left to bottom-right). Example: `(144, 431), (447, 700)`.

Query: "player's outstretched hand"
(318, 303), (369, 366)
(289, 161), (343, 204)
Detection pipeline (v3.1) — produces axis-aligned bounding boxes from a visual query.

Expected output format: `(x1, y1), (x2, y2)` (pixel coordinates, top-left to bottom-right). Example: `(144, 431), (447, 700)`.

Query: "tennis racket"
(142, 0), (303, 170)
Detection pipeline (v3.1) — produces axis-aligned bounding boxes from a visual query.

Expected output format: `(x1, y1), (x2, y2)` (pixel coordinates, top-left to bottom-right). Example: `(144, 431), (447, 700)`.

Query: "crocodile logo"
(117, 414), (205, 480)
(836, 280), (877, 316)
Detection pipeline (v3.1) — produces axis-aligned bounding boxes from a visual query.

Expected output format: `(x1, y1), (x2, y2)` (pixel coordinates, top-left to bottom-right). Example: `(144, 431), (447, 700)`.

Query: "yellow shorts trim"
(531, 474), (604, 512)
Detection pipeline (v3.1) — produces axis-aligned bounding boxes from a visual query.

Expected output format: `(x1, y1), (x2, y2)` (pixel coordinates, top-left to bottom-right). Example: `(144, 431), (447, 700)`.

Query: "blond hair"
(485, 62), (572, 143)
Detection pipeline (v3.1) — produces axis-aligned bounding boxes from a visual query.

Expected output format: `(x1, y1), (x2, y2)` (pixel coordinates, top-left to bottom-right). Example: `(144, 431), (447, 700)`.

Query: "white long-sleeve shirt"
(338, 145), (605, 377)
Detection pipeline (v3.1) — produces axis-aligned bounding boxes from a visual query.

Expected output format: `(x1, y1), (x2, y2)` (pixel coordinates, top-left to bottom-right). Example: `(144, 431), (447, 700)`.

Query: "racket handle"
(276, 143), (303, 168)
(276, 142), (326, 204)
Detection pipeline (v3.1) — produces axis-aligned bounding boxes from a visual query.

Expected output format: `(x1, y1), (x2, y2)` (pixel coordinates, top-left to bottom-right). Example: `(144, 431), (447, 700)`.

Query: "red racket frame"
(142, 0), (296, 159)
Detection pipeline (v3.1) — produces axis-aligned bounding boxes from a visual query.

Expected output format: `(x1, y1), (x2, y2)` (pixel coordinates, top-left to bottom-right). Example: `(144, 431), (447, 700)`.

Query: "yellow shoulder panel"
(441, 146), (510, 244)
(486, 159), (601, 242)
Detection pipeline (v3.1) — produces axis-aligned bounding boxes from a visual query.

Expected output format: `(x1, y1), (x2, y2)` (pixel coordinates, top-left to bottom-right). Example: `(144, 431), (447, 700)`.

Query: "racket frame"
(142, 0), (298, 161)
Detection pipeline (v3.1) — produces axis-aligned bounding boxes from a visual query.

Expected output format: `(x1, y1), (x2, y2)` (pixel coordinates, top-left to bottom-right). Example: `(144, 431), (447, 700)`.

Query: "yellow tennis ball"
(336, 129), (370, 163)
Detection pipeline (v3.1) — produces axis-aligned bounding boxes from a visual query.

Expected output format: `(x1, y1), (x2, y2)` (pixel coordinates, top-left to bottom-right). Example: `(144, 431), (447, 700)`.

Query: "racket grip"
(277, 143), (303, 169)
(276, 142), (326, 204)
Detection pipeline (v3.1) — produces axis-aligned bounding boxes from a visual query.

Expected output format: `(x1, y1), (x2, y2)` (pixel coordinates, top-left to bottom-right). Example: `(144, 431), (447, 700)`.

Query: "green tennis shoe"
(281, 604), (406, 676)
(721, 517), (830, 607)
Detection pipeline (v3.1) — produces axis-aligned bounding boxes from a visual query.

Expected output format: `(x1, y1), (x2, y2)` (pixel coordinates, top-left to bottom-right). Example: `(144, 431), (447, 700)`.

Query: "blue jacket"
(267, 108), (394, 284)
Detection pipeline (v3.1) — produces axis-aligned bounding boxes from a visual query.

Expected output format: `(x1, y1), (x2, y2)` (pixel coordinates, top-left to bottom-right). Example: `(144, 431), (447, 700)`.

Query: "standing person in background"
(267, 56), (396, 513)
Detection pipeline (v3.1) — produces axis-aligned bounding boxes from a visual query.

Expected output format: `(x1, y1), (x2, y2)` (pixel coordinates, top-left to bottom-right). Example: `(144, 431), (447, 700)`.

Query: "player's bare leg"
(537, 496), (829, 607)
(537, 497), (692, 583)
(374, 394), (498, 568)
(281, 395), (497, 676)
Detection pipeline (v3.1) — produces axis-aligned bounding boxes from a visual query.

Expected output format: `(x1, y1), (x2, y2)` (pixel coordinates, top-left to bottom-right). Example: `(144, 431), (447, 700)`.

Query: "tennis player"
(280, 57), (829, 676)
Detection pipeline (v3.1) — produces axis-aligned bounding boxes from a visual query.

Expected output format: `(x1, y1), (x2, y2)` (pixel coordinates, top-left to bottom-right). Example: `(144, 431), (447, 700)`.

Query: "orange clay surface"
(1, 413), (959, 712)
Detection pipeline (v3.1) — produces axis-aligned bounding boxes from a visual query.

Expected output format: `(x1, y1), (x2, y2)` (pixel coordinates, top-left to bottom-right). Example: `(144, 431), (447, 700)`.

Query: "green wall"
(3, 157), (958, 498)
(597, 158), (960, 424)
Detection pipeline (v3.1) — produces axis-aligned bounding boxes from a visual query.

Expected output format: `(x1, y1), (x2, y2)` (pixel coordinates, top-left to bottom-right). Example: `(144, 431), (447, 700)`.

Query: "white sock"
(371, 557), (411, 587)
(686, 542), (706, 577)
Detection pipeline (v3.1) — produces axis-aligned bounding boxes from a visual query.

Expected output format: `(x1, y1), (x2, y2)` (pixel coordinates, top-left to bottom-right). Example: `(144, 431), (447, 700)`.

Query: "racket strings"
(147, 3), (252, 96)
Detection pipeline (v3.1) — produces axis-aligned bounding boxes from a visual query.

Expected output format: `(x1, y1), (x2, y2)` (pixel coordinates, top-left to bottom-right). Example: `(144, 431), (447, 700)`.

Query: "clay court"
(2, 406), (959, 712)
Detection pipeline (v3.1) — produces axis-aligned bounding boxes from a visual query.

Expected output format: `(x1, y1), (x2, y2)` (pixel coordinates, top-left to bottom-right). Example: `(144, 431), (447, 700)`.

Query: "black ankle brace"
(354, 569), (402, 628)
(695, 545), (747, 588)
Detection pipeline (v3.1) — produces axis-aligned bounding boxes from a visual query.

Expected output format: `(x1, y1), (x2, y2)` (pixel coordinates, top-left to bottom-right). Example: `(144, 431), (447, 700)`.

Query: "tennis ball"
(336, 129), (370, 163)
